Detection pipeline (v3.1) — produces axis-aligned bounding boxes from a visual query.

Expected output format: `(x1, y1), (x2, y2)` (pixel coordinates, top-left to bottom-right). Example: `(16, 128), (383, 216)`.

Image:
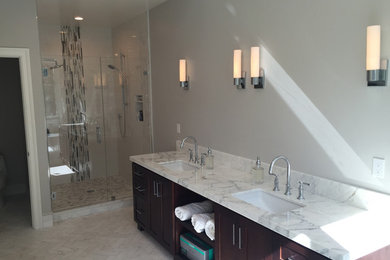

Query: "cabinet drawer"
(276, 236), (329, 260)
(133, 175), (147, 197)
(280, 246), (307, 260)
(134, 195), (147, 227)
(133, 169), (147, 179)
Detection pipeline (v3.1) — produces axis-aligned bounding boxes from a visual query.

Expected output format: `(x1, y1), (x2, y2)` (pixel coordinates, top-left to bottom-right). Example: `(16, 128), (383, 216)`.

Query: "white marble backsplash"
(176, 140), (390, 211)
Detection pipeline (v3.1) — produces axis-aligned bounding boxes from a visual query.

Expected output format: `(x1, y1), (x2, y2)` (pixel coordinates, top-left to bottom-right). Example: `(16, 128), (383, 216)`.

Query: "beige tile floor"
(51, 175), (133, 212)
(0, 195), (172, 260)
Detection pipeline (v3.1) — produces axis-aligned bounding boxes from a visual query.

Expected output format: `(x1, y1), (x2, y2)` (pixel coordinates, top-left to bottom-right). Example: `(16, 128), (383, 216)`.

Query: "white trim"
(42, 214), (53, 228)
(0, 47), (43, 229)
(53, 198), (132, 223)
(146, 9), (155, 153)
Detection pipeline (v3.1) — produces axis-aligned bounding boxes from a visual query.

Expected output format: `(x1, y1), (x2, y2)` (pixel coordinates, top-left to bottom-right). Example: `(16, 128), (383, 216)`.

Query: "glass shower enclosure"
(38, 9), (153, 212)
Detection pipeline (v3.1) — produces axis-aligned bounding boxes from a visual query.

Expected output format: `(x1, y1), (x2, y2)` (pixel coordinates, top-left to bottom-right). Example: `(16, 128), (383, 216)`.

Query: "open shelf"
(175, 218), (215, 248)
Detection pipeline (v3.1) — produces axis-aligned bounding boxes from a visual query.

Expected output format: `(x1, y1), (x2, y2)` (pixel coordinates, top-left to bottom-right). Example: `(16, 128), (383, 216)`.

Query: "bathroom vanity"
(130, 150), (390, 260)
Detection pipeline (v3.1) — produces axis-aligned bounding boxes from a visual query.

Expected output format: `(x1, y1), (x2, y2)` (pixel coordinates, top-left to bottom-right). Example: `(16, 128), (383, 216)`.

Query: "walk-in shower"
(37, 0), (155, 212)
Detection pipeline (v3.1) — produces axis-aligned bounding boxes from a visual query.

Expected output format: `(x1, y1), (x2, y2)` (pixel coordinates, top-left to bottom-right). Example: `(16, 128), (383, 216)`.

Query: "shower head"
(107, 64), (120, 72)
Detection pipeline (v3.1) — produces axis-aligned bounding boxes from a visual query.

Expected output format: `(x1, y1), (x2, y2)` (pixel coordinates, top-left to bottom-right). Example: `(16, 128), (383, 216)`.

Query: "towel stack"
(175, 200), (215, 241)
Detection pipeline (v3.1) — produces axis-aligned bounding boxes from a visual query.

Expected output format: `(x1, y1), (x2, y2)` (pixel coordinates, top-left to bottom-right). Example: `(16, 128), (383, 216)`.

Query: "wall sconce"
(366, 25), (388, 86)
(250, 46), (265, 89)
(179, 59), (189, 89)
(233, 49), (246, 89)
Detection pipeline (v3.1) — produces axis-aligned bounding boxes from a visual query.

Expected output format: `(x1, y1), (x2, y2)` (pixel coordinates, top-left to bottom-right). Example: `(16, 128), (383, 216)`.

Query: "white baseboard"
(42, 214), (53, 228)
(53, 198), (133, 223)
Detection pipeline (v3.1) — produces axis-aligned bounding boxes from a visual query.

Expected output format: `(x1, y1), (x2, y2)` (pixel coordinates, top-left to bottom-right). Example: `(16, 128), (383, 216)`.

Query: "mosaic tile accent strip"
(61, 25), (90, 182)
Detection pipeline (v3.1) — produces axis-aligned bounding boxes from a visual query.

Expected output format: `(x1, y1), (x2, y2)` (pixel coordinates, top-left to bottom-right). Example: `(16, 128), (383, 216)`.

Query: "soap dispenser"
(251, 156), (264, 184)
(205, 147), (214, 170)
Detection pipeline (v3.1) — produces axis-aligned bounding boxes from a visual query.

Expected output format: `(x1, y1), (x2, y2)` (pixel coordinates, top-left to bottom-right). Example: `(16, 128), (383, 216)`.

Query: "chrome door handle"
(238, 227), (242, 249)
(156, 182), (161, 198)
(232, 224), (235, 246)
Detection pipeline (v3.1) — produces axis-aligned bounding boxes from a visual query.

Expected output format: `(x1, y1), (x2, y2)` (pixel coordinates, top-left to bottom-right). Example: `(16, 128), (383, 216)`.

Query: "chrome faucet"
(180, 136), (199, 164)
(269, 155), (291, 196)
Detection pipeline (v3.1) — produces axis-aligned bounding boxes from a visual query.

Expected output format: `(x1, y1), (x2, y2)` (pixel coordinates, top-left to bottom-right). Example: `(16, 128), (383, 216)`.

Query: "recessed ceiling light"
(74, 16), (84, 21)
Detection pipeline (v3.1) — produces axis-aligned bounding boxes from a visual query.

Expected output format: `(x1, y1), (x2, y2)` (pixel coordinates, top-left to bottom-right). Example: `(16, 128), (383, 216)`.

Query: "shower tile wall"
(61, 25), (90, 182)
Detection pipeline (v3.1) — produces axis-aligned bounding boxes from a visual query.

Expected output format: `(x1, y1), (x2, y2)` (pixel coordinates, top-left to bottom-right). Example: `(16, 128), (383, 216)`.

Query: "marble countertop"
(130, 151), (390, 260)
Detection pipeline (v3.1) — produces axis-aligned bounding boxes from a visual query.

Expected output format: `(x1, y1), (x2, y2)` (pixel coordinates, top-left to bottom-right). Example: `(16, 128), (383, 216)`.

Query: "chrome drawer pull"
(232, 224), (235, 246)
(134, 171), (144, 177)
(135, 185), (145, 192)
(238, 227), (242, 249)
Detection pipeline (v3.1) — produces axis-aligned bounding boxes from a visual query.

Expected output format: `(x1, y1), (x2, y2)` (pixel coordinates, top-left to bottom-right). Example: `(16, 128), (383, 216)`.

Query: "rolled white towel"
(205, 219), (215, 241)
(191, 213), (214, 233)
(174, 200), (213, 221)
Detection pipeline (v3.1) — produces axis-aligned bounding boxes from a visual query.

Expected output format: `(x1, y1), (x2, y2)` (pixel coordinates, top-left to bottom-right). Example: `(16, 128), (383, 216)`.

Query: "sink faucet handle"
(188, 149), (194, 162)
(200, 153), (207, 167)
(273, 175), (280, 191)
(297, 181), (310, 200)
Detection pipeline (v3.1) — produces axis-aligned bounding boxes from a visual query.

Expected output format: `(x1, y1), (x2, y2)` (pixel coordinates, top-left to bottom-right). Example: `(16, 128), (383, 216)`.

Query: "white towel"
(191, 213), (214, 233)
(174, 200), (213, 221)
(205, 219), (215, 241)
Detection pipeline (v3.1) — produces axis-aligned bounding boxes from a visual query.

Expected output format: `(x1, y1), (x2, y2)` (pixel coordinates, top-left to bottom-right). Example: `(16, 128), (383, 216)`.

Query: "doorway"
(0, 48), (43, 229)
(0, 58), (31, 226)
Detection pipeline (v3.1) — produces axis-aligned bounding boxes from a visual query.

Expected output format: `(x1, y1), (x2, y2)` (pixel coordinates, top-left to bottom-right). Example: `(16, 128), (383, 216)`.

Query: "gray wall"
(150, 0), (390, 193)
(0, 58), (29, 196)
(0, 0), (51, 213)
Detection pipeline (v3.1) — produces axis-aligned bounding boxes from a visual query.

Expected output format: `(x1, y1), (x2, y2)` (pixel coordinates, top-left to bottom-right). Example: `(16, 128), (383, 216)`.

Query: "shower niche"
(135, 95), (144, 122)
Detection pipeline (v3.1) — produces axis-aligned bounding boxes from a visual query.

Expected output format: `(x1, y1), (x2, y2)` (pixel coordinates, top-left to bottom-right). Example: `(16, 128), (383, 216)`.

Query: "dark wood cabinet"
(131, 163), (338, 260)
(132, 164), (149, 231)
(132, 164), (174, 253)
(215, 204), (324, 260)
(149, 172), (173, 251)
(273, 235), (328, 260)
(215, 204), (275, 260)
(246, 218), (274, 260)
(216, 204), (247, 260)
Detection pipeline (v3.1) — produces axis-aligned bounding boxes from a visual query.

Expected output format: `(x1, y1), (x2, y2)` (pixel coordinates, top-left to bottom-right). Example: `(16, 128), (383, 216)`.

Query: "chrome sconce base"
(234, 77), (246, 89)
(251, 70), (265, 89)
(367, 70), (387, 86)
(367, 71), (387, 87)
(367, 59), (388, 87)
(180, 80), (189, 90)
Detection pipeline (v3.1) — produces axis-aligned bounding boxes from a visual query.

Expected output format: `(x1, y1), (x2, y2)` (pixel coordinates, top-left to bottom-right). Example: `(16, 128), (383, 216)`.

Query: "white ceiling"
(36, 0), (166, 27)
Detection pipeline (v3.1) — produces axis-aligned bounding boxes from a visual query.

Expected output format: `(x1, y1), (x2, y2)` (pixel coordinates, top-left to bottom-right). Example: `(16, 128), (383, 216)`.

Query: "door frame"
(0, 47), (43, 229)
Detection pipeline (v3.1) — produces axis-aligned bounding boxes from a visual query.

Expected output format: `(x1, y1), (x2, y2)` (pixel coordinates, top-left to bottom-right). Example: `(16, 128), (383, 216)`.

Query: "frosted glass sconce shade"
(179, 59), (189, 89)
(366, 25), (387, 86)
(233, 49), (245, 89)
(250, 46), (264, 89)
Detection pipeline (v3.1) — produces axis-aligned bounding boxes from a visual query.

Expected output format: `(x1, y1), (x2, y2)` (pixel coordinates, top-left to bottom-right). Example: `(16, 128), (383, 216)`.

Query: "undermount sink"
(232, 188), (303, 214)
(159, 160), (199, 172)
